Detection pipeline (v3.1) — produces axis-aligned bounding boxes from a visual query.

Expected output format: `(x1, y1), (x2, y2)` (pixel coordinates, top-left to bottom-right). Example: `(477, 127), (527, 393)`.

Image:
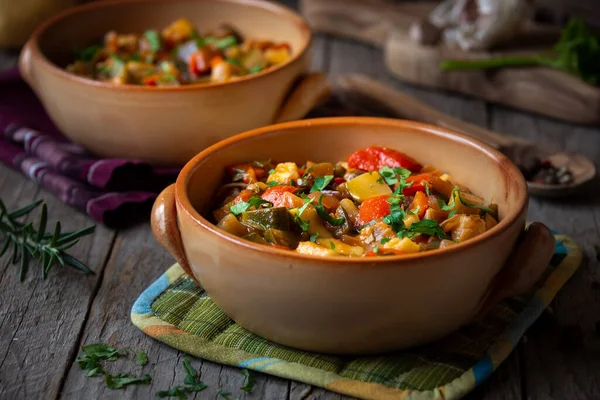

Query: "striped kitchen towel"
(131, 232), (581, 400)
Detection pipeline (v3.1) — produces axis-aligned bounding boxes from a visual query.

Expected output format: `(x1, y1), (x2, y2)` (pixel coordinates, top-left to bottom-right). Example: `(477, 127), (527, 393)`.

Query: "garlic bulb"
(429, 0), (532, 51)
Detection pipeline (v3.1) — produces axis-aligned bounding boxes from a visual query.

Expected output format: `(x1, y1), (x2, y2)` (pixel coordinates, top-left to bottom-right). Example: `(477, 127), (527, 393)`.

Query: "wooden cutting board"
(300, 0), (600, 125)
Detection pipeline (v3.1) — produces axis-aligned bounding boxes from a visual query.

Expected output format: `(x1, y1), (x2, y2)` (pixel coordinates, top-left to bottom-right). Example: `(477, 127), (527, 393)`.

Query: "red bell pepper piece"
(347, 146), (422, 172)
(260, 186), (299, 208)
(357, 195), (391, 226)
(402, 173), (434, 196)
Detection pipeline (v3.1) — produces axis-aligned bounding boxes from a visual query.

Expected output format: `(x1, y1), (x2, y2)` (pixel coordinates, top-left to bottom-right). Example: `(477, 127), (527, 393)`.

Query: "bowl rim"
(176, 117), (528, 264)
(26, 0), (312, 91)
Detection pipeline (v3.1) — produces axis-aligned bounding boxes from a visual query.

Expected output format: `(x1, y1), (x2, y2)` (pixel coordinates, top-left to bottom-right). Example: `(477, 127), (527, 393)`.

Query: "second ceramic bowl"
(19, 0), (327, 165)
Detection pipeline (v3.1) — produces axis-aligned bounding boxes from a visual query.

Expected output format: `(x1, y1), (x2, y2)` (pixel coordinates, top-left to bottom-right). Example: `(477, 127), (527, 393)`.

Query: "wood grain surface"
(1, 1), (599, 399)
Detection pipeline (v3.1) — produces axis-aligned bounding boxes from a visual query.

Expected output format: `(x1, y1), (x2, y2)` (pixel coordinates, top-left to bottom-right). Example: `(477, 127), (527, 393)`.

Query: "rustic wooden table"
(1, 2), (600, 399)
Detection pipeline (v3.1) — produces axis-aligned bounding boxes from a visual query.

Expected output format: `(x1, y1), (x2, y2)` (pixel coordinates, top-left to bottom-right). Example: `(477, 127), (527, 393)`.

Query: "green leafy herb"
(441, 18), (600, 85)
(105, 373), (151, 389)
(378, 166), (411, 186)
(156, 357), (207, 399)
(329, 241), (336, 250)
(230, 197), (273, 216)
(268, 168), (276, 175)
(310, 175), (334, 192)
(240, 369), (254, 393)
(380, 238), (391, 245)
(218, 389), (239, 400)
(309, 232), (320, 243)
(437, 187), (494, 215)
(75, 45), (102, 62)
(216, 35), (238, 49)
(408, 206), (420, 216)
(424, 182), (430, 196)
(249, 65), (263, 74)
(267, 181), (279, 187)
(448, 210), (457, 218)
(293, 197), (312, 231)
(136, 351), (148, 366)
(400, 219), (447, 240)
(144, 30), (162, 53)
(383, 207), (406, 233)
(373, 246), (380, 254)
(0, 199), (95, 281)
(314, 195), (345, 226)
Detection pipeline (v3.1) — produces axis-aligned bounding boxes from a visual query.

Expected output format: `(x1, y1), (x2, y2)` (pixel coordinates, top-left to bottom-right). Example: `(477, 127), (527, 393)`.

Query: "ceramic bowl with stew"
(19, 0), (327, 165)
(151, 117), (556, 355)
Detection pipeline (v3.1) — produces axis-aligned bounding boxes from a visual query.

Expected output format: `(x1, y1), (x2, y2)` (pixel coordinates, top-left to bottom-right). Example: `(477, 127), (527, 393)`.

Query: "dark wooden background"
(0, 1), (599, 399)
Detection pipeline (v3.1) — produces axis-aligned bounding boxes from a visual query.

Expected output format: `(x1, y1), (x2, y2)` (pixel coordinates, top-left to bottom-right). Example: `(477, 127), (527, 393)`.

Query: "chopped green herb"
(448, 209), (457, 218)
(76, 45), (102, 62)
(399, 219), (446, 240)
(383, 207), (406, 233)
(424, 182), (430, 196)
(218, 389), (239, 400)
(309, 232), (320, 243)
(230, 197), (273, 216)
(380, 238), (391, 245)
(268, 181), (279, 187)
(249, 65), (263, 74)
(136, 351), (148, 366)
(356, 220), (377, 231)
(144, 30), (162, 53)
(105, 373), (151, 389)
(156, 357), (207, 399)
(216, 35), (237, 49)
(373, 246), (380, 254)
(329, 241), (336, 250)
(310, 175), (334, 192)
(293, 196), (312, 231)
(378, 166), (411, 186)
(408, 206), (420, 216)
(241, 369), (254, 393)
(268, 168), (276, 175)
(302, 166), (314, 178)
(437, 187), (494, 215)
(314, 195), (345, 226)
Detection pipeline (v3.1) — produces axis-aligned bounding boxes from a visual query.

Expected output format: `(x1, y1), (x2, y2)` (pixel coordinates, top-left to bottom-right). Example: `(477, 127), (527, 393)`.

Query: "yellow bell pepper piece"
(346, 172), (392, 203)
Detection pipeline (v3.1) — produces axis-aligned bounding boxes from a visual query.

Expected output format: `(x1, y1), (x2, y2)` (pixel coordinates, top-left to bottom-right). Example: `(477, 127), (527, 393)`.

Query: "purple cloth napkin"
(0, 67), (179, 228)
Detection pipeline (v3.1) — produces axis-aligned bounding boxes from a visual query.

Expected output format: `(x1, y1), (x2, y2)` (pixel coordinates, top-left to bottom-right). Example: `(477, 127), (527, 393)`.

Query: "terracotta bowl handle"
(474, 222), (556, 319)
(18, 41), (35, 87)
(151, 184), (196, 281)
(274, 72), (331, 123)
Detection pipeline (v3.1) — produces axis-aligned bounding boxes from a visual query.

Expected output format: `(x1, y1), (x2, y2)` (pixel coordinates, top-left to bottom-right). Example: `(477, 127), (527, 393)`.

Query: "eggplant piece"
(243, 232), (268, 245)
(240, 207), (290, 231)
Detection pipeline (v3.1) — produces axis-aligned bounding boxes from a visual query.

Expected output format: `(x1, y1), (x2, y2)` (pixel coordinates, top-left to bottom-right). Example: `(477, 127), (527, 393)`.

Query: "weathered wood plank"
(0, 165), (116, 400)
(490, 108), (600, 400)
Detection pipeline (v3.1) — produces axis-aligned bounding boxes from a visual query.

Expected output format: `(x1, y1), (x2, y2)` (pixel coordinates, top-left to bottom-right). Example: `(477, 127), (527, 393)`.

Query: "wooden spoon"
(335, 74), (596, 197)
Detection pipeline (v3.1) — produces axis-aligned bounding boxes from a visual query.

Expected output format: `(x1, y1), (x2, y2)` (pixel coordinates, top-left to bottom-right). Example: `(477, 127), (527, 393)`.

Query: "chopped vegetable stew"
(211, 146), (500, 257)
(67, 18), (292, 86)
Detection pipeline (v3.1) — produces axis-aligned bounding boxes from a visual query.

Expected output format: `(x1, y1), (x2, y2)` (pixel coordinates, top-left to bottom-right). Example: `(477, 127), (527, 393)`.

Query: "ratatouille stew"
(211, 146), (499, 257)
(67, 18), (291, 86)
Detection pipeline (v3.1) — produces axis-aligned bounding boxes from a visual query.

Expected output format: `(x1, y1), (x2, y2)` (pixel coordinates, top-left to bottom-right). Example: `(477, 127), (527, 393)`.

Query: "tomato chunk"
(231, 189), (254, 205)
(409, 191), (428, 219)
(260, 186), (298, 207)
(347, 146), (422, 172)
(357, 195), (391, 226)
(403, 173), (434, 195)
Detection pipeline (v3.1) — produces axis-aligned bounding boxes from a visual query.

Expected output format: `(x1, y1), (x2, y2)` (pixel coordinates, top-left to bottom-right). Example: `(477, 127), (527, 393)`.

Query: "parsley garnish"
(309, 232), (320, 242)
(105, 373), (151, 389)
(241, 369), (254, 393)
(267, 181), (279, 187)
(218, 389), (238, 400)
(216, 35), (237, 49)
(329, 241), (336, 250)
(378, 166), (411, 186)
(400, 219), (447, 240)
(314, 195), (345, 226)
(310, 175), (334, 192)
(293, 197), (312, 231)
(380, 238), (391, 245)
(383, 207), (406, 233)
(373, 246), (380, 254)
(136, 351), (148, 366)
(76, 45), (102, 62)
(156, 357), (207, 399)
(437, 186), (494, 215)
(424, 182), (430, 196)
(230, 197), (273, 215)
(268, 168), (276, 175)
(76, 344), (151, 389)
(144, 30), (162, 52)
(249, 65), (263, 74)
(408, 206), (420, 216)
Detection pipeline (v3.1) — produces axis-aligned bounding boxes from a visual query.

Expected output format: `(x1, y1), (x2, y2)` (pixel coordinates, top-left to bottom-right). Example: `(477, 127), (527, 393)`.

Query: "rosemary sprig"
(0, 198), (96, 281)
